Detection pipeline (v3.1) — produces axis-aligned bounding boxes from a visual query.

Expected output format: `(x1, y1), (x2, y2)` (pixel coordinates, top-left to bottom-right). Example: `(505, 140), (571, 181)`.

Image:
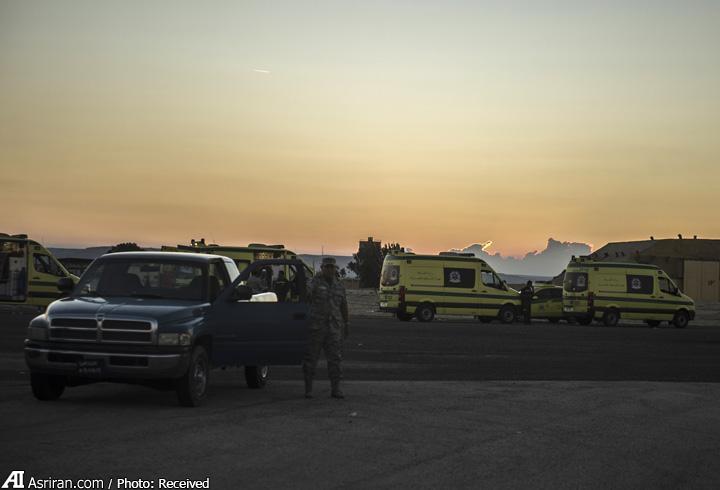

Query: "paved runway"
(1, 312), (720, 489)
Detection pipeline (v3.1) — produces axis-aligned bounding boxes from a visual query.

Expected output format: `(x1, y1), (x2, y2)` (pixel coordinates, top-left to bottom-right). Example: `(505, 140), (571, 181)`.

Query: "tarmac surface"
(1, 311), (720, 489)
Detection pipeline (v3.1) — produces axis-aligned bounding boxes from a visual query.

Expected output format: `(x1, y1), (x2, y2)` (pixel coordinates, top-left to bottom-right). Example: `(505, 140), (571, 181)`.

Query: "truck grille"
(48, 317), (155, 344)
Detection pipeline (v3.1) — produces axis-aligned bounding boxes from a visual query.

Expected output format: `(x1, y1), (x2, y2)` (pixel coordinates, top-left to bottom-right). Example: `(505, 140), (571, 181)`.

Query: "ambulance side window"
(33, 254), (64, 276)
(443, 268), (475, 288)
(481, 271), (503, 290)
(659, 277), (677, 295)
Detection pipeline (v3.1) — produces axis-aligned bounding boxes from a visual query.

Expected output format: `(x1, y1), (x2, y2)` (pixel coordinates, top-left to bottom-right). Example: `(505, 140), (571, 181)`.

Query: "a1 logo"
(1, 471), (24, 489)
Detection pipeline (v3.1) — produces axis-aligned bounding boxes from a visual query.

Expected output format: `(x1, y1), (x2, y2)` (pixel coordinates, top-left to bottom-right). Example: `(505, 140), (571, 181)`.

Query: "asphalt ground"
(1, 312), (720, 489)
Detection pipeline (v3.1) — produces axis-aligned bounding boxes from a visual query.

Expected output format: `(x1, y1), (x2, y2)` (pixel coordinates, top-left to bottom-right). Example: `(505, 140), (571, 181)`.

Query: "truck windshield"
(564, 272), (588, 292)
(75, 260), (206, 301)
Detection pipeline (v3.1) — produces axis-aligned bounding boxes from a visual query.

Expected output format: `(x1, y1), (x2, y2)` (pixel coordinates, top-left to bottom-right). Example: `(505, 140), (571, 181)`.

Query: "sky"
(1, 0), (719, 256)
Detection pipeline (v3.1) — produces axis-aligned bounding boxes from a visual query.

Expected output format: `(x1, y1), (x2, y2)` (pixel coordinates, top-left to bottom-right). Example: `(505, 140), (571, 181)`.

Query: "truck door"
(209, 260), (310, 366)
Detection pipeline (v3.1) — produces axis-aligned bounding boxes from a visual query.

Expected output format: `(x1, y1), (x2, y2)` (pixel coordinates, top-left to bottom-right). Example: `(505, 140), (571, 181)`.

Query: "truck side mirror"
(57, 277), (75, 295)
(231, 285), (253, 301)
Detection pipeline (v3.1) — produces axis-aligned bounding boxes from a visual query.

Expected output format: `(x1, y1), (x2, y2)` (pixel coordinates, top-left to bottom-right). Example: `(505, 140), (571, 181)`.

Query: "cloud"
(452, 238), (592, 277)
(252, 69), (271, 74)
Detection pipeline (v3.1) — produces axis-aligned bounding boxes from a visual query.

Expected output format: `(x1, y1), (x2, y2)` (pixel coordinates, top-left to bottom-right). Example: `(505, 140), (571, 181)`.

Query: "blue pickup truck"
(24, 252), (312, 406)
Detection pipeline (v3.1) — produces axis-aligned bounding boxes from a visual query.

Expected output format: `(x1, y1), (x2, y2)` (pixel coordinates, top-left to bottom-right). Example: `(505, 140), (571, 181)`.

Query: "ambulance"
(378, 252), (521, 323)
(162, 239), (302, 270)
(162, 239), (315, 292)
(0, 234), (79, 310)
(562, 256), (695, 328)
(530, 284), (565, 323)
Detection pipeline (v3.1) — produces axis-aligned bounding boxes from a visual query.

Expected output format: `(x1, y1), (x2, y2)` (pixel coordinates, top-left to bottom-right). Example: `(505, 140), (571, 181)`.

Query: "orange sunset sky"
(1, 1), (719, 256)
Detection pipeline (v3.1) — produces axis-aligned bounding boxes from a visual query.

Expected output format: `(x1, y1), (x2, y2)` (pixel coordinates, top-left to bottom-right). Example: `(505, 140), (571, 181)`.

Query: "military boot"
(331, 380), (344, 399)
(304, 375), (313, 399)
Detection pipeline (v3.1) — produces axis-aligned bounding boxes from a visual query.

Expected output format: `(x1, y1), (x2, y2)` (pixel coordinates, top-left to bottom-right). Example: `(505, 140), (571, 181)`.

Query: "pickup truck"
(24, 252), (312, 406)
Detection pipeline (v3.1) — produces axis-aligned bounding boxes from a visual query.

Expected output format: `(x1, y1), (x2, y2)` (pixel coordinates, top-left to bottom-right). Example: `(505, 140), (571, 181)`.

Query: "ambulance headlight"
(158, 332), (192, 346)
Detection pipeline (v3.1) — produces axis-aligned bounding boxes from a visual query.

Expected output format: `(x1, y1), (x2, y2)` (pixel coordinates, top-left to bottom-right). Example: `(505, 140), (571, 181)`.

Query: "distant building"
(355, 237), (383, 288)
(589, 238), (720, 303)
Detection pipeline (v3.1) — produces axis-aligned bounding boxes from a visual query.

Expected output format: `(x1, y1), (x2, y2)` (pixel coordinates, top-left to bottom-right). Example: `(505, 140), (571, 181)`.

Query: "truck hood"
(47, 296), (208, 324)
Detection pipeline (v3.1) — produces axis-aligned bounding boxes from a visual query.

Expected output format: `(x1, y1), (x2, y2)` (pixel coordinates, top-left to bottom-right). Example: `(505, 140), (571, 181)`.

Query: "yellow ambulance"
(562, 256), (695, 328)
(531, 284), (565, 323)
(0, 234), (79, 310)
(162, 239), (315, 293)
(162, 239), (301, 270)
(378, 252), (520, 323)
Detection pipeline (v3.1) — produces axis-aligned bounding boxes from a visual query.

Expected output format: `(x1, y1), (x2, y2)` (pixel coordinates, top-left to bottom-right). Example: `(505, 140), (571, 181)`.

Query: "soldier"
(520, 280), (534, 325)
(303, 257), (349, 399)
(274, 270), (290, 302)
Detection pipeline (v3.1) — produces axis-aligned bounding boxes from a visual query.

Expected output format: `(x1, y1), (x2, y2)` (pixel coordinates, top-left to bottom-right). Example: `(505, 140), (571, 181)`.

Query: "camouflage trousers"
(302, 322), (343, 382)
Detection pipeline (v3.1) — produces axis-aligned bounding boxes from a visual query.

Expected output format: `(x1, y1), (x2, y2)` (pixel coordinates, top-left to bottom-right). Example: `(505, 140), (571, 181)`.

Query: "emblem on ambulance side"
(449, 271), (461, 284)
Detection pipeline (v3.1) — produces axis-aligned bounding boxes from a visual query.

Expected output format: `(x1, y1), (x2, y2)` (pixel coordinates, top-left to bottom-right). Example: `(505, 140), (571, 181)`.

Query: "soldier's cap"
(321, 257), (337, 268)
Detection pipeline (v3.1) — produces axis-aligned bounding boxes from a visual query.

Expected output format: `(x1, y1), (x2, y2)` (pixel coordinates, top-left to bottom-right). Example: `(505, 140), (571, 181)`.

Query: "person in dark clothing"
(520, 280), (535, 325)
(274, 270), (290, 302)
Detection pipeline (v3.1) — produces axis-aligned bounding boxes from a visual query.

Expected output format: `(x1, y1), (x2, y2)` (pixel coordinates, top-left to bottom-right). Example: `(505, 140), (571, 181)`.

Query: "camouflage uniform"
(302, 261), (348, 398)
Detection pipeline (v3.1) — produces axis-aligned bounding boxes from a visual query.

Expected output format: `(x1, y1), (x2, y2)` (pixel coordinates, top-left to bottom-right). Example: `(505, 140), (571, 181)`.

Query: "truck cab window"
(209, 262), (230, 301)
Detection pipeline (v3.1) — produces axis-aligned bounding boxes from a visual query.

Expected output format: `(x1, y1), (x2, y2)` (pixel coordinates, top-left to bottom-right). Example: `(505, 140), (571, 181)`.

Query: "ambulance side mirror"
(57, 277), (75, 295)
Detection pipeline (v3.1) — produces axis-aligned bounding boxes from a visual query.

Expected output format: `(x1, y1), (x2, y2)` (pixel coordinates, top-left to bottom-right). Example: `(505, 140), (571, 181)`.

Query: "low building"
(590, 237), (720, 303)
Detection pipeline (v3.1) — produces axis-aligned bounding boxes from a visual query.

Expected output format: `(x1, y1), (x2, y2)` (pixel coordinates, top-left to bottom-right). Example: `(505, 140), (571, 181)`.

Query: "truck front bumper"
(25, 344), (191, 380)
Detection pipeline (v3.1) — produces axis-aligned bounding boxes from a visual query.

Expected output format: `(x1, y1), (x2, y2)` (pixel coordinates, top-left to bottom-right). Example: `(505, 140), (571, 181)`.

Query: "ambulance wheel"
(498, 305), (516, 324)
(396, 312), (413, 322)
(672, 310), (689, 329)
(245, 366), (269, 389)
(602, 309), (620, 327)
(30, 373), (65, 401)
(645, 320), (661, 327)
(416, 303), (435, 322)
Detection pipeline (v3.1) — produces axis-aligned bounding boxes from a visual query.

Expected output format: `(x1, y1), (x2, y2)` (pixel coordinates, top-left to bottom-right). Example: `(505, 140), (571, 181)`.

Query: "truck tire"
(498, 305), (516, 324)
(245, 366), (269, 389)
(672, 310), (689, 329)
(30, 373), (65, 401)
(176, 345), (209, 407)
(396, 311), (413, 322)
(415, 303), (435, 322)
(603, 309), (620, 327)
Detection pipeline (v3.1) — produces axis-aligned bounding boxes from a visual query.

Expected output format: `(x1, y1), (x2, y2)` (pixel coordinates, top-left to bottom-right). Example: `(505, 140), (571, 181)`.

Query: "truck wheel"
(645, 320), (661, 327)
(498, 305), (516, 324)
(245, 366), (269, 389)
(396, 312), (413, 322)
(31, 373), (65, 401)
(415, 303), (435, 322)
(603, 309), (620, 327)
(672, 310), (689, 329)
(176, 345), (209, 407)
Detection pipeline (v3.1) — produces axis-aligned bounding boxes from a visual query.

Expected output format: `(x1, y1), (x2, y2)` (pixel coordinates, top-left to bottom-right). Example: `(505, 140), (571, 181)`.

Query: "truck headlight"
(158, 333), (192, 346)
(27, 326), (48, 341)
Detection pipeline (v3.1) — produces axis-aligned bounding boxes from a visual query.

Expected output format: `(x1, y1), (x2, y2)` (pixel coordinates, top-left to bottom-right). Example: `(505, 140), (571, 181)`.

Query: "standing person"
(520, 280), (535, 325)
(302, 257), (349, 399)
(246, 269), (264, 294)
(274, 270), (290, 302)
